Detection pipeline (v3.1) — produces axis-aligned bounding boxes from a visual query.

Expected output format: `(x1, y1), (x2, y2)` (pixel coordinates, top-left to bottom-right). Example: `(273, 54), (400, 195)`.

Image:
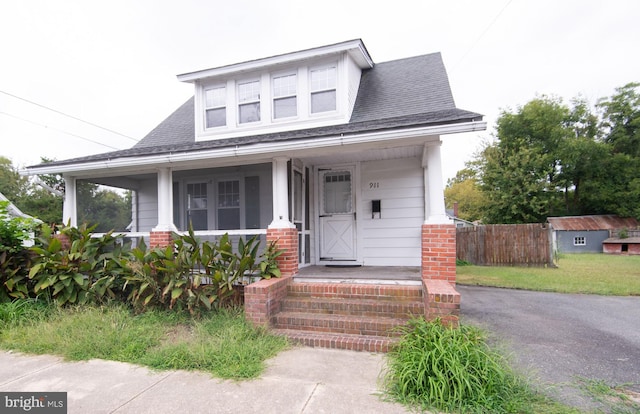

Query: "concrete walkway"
(0, 347), (410, 414)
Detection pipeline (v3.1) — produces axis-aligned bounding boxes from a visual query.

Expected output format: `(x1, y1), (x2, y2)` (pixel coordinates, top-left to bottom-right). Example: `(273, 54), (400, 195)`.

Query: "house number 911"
(369, 182), (380, 189)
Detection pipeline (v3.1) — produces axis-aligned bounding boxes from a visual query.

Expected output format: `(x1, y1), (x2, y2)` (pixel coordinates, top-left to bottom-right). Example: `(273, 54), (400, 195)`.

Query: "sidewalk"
(0, 347), (410, 413)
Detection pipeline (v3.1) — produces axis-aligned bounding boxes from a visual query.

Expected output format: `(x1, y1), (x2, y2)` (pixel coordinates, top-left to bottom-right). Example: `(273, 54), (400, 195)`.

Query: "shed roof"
(547, 215), (639, 231)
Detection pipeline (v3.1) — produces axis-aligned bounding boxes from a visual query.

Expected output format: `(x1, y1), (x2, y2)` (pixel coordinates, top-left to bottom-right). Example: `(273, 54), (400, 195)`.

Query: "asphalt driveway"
(458, 285), (640, 410)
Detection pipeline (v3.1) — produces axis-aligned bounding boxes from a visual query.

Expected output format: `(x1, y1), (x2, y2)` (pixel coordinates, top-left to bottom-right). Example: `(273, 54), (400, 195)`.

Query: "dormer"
(177, 39), (374, 142)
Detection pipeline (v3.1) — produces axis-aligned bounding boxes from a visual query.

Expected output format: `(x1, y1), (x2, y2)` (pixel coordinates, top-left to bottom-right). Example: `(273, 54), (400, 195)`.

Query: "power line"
(0, 89), (139, 143)
(0, 111), (121, 150)
(452, 0), (515, 72)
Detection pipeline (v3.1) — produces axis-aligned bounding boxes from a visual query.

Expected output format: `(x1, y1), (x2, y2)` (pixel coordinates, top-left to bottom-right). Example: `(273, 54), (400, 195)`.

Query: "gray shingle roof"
(33, 53), (482, 168)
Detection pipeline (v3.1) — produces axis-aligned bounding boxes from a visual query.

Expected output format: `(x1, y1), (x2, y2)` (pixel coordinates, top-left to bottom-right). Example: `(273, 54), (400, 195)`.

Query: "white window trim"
(237, 79), (262, 125)
(573, 236), (586, 246)
(202, 84), (227, 130)
(272, 71), (299, 121)
(309, 63), (338, 116)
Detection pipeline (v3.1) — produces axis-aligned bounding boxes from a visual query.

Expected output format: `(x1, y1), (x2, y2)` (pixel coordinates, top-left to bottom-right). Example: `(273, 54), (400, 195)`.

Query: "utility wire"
(0, 111), (121, 150)
(451, 0), (515, 72)
(0, 89), (139, 142)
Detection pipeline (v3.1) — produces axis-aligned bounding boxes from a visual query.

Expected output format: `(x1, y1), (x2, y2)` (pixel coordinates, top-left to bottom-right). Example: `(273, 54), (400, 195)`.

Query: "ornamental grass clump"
(384, 318), (528, 413)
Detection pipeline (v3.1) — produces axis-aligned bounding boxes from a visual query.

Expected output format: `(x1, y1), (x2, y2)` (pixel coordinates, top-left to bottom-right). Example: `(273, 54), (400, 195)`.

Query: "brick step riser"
(280, 298), (424, 318)
(282, 334), (396, 353)
(273, 315), (406, 337)
(287, 285), (423, 302)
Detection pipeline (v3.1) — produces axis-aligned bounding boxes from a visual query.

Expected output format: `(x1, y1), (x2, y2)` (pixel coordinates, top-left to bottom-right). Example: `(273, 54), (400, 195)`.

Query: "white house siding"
(346, 54), (362, 119)
(136, 178), (159, 232)
(359, 157), (424, 266)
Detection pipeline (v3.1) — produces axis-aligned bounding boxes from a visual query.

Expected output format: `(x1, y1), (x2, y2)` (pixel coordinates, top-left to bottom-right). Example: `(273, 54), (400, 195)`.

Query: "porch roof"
(25, 52), (483, 173)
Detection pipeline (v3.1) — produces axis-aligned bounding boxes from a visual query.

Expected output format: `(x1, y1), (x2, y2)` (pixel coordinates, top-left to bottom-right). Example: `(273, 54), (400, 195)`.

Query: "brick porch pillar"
(421, 223), (457, 285)
(266, 227), (299, 278)
(150, 231), (174, 248)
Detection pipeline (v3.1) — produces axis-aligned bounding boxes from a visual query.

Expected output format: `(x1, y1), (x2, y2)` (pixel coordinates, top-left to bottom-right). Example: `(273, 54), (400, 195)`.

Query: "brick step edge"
(273, 312), (409, 336)
(287, 283), (423, 301)
(272, 329), (398, 353)
(280, 296), (424, 317)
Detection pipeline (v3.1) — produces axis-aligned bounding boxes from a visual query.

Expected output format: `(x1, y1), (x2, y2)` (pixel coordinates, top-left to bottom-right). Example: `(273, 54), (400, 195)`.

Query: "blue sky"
(1, 0), (638, 182)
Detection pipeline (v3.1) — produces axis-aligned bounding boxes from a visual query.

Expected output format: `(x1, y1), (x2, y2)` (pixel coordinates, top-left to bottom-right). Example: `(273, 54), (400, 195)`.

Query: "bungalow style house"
(24, 40), (485, 351)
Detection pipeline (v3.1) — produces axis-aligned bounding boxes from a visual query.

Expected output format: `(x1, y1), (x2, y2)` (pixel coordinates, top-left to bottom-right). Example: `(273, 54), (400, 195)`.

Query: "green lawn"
(457, 253), (640, 295)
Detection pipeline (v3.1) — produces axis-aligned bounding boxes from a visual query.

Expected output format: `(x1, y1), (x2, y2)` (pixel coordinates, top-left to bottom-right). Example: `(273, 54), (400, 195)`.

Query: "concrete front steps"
(271, 282), (424, 352)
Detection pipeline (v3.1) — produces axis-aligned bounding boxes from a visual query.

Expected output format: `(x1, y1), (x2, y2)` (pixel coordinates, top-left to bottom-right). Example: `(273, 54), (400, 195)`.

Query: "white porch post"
(422, 141), (452, 224)
(152, 167), (177, 232)
(62, 175), (77, 227)
(269, 157), (295, 229)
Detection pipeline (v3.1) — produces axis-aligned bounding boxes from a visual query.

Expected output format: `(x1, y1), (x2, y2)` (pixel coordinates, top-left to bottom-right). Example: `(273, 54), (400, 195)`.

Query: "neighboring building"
(548, 215), (639, 254)
(23, 40), (486, 347)
(602, 229), (640, 255)
(0, 192), (37, 221)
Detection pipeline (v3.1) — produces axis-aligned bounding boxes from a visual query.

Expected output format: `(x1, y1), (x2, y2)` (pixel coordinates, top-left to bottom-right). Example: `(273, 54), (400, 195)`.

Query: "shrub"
(384, 318), (528, 413)
(28, 223), (128, 305)
(0, 201), (39, 301)
(122, 228), (282, 314)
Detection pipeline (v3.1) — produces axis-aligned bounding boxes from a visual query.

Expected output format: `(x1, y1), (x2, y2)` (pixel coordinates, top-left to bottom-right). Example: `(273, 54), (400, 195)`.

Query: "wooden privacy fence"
(456, 224), (554, 267)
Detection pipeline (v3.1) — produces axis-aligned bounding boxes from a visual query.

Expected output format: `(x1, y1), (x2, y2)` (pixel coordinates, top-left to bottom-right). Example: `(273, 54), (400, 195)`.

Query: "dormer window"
(204, 86), (226, 128)
(238, 80), (261, 124)
(273, 74), (297, 119)
(310, 66), (337, 114)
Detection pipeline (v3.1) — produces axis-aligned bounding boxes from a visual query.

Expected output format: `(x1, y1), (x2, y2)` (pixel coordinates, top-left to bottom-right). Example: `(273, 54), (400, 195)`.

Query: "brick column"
(150, 231), (173, 248)
(421, 223), (457, 285)
(267, 227), (299, 278)
(421, 223), (459, 325)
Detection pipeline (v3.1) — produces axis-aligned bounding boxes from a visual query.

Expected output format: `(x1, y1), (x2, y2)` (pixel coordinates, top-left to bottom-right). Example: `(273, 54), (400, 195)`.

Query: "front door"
(319, 167), (356, 261)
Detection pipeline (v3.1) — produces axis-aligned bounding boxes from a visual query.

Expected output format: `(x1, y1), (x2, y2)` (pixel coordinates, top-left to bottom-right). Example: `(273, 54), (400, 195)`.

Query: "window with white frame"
(273, 73), (297, 119)
(237, 80), (261, 124)
(204, 86), (226, 128)
(217, 180), (240, 229)
(573, 236), (586, 246)
(310, 66), (337, 113)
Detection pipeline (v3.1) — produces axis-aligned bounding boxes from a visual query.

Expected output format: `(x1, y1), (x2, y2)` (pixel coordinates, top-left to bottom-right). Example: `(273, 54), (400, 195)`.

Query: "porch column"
(422, 141), (450, 224)
(62, 175), (77, 227)
(151, 167), (177, 247)
(268, 157), (298, 278)
(421, 141), (456, 284)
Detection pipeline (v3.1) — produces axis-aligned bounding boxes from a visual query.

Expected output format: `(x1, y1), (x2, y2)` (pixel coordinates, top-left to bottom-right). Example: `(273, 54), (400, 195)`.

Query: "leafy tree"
(444, 167), (486, 222)
(0, 157), (29, 203)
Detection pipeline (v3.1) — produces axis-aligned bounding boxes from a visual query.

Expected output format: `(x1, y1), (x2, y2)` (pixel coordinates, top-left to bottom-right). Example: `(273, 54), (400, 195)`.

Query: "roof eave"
(177, 39), (373, 83)
(22, 120), (486, 176)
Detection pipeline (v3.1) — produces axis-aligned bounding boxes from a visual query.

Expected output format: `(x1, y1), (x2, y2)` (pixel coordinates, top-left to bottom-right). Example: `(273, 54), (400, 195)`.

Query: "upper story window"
(238, 80), (261, 124)
(273, 74), (297, 119)
(204, 86), (226, 128)
(310, 66), (337, 113)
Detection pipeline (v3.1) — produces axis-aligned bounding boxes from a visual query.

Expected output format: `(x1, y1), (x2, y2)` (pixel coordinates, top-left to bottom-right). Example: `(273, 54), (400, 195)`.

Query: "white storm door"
(319, 167), (356, 261)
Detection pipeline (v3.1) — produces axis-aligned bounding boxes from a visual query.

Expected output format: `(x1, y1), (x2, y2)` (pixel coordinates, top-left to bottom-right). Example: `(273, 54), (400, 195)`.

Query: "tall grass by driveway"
(457, 254), (640, 295)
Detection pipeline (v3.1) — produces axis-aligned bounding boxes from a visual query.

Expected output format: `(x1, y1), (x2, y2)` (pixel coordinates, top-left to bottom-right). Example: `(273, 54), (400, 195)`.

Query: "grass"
(456, 254), (640, 295)
(0, 300), (289, 379)
(384, 318), (580, 414)
(576, 377), (640, 414)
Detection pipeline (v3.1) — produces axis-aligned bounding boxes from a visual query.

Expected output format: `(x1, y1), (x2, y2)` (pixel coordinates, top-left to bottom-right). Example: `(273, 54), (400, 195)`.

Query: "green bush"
(122, 228), (282, 314)
(384, 318), (528, 413)
(28, 223), (128, 306)
(0, 201), (39, 301)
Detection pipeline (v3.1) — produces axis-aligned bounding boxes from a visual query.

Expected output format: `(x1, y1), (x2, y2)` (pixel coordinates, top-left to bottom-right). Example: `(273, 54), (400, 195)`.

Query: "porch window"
(217, 180), (240, 229)
(323, 171), (351, 214)
(310, 66), (336, 114)
(187, 183), (208, 230)
(204, 86), (226, 128)
(238, 80), (260, 124)
(573, 236), (586, 246)
(273, 74), (297, 119)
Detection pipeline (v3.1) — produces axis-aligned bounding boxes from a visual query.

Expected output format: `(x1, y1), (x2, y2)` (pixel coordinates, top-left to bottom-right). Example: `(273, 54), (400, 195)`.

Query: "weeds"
(0, 301), (288, 380)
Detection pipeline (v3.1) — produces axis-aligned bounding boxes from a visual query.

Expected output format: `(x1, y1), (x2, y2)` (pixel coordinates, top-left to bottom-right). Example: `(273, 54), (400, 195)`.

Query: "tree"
(444, 166), (486, 222)
(0, 157), (29, 203)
